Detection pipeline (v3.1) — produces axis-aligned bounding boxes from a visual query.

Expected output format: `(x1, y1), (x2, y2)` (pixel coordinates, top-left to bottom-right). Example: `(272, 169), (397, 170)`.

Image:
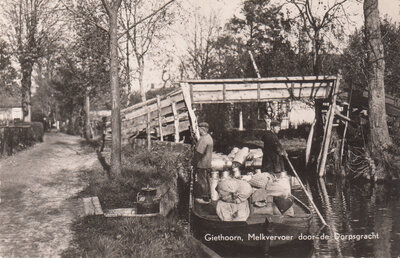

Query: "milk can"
(210, 171), (220, 201)
(221, 171), (231, 180)
(136, 186), (160, 214)
(232, 167), (241, 178)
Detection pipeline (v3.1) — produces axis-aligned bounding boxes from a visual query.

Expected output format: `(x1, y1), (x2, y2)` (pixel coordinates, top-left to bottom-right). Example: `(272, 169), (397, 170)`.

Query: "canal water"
(196, 175), (399, 257)
(304, 176), (400, 258)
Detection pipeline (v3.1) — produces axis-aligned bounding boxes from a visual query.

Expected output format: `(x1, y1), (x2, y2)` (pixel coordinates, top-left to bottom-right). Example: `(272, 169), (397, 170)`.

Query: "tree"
(100, 0), (123, 177)
(59, 0), (175, 176)
(363, 0), (392, 178)
(73, 6), (110, 139)
(0, 40), (18, 95)
(31, 56), (56, 122)
(211, 35), (249, 79)
(287, 0), (350, 75)
(180, 13), (222, 79)
(380, 19), (400, 97)
(1, 0), (63, 122)
(227, 0), (296, 77)
(50, 61), (85, 133)
(341, 28), (367, 91)
(119, 0), (175, 103)
(342, 19), (400, 96)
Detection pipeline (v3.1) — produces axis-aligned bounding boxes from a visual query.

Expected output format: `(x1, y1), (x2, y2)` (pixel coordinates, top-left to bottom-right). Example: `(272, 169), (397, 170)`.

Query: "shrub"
(31, 122), (44, 142)
(0, 124), (44, 157)
(80, 144), (193, 210)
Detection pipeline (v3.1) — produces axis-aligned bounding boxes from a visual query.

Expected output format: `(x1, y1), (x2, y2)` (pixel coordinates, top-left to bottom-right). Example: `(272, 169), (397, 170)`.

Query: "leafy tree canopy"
(0, 40), (18, 96)
(342, 18), (400, 97)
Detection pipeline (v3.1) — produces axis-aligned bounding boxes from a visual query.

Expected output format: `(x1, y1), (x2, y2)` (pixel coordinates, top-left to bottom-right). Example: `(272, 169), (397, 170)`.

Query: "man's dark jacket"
(262, 130), (285, 173)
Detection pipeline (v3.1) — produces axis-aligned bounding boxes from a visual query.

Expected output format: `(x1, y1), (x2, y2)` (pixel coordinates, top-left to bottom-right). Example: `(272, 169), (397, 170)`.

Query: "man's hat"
(198, 122), (209, 128)
(270, 120), (281, 126)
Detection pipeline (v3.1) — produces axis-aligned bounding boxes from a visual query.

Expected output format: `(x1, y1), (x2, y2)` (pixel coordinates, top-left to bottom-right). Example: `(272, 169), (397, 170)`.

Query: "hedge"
(0, 122), (44, 157)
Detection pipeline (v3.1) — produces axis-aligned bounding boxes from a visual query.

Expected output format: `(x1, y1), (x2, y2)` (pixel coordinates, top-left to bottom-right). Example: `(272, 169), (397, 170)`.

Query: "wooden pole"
(248, 50), (261, 78)
(318, 177), (343, 255)
(156, 95), (163, 141)
(146, 106), (151, 150)
(305, 119), (316, 167)
(181, 83), (200, 140)
(317, 104), (333, 169)
(340, 86), (353, 164)
(318, 74), (341, 177)
(239, 109), (244, 131)
(340, 108), (349, 164)
(171, 100), (179, 142)
(335, 110), (352, 122)
(285, 156), (328, 226)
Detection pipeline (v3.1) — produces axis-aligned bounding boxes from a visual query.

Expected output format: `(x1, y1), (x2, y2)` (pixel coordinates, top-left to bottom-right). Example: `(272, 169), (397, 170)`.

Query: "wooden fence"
(185, 76), (336, 104)
(106, 84), (198, 144)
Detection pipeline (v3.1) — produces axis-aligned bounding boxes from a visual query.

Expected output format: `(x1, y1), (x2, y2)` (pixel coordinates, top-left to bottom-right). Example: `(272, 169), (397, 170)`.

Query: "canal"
(196, 175), (399, 257)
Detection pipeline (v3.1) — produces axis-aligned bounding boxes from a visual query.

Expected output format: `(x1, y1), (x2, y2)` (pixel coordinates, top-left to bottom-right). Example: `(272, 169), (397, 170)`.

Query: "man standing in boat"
(262, 119), (288, 175)
(193, 122), (214, 204)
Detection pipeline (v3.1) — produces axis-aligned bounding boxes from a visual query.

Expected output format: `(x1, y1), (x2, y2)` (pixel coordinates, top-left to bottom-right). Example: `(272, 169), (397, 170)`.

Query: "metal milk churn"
(210, 171), (220, 201)
(136, 186), (160, 214)
(221, 171), (231, 180)
(232, 167), (241, 178)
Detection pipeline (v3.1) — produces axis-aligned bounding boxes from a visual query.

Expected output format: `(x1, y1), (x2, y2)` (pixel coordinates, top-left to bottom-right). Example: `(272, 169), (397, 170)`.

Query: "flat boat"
(191, 187), (313, 253)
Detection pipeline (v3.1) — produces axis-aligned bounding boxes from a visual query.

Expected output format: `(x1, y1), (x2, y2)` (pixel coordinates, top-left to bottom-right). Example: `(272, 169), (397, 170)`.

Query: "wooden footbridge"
(103, 75), (340, 176)
(109, 76), (336, 142)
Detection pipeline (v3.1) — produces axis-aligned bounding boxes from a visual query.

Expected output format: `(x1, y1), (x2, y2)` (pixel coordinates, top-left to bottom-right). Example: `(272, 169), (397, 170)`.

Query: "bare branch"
(118, 0), (175, 39)
(100, 0), (111, 16)
(320, 0), (348, 27)
(59, 0), (108, 32)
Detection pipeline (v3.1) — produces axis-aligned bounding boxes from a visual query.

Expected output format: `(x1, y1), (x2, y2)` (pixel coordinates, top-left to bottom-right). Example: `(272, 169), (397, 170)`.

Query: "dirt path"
(0, 132), (97, 257)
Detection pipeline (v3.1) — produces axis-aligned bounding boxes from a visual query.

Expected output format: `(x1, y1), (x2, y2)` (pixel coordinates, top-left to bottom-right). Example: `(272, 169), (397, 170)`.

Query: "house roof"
(0, 92), (21, 108)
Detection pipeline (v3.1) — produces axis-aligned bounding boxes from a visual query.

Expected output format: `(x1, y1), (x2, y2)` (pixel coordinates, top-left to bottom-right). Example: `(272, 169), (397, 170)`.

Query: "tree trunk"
(84, 89), (91, 140)
(364, 0), (392, 177)
(138, 58), (151, 149)
(139, 58), (146, 102)
(108, 2), (122, 177)
(21, 60), (33, 122)
(312, 30), (321, 76)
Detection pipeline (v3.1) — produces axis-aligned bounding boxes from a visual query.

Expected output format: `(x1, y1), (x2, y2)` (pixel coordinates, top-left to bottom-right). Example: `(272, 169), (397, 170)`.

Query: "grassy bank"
(62, 215), (205, 257)
(63, 143), (206, 257)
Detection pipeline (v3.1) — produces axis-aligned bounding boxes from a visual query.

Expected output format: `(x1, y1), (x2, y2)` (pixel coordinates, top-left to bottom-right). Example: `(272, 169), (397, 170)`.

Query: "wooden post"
(171, 100), (179, 142)
(156, 95), (163, 141)
(146, 106), (151, 150)
(316, 104), (332, 168)
(305, 119), (316, 167)
(318, 74), (341, 177)
(239, 108), (244, 131)
(340, 86), (353, 164)
(181, 83), (200, 140)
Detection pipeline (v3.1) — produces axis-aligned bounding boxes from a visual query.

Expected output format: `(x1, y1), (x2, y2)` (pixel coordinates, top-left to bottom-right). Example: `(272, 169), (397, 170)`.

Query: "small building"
(0, 93), (23, 122)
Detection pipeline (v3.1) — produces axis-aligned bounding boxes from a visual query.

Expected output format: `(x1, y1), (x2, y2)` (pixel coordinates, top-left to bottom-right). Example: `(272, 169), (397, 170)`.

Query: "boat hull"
(192, 212), (311, 248)
(191, 196), (312, 250)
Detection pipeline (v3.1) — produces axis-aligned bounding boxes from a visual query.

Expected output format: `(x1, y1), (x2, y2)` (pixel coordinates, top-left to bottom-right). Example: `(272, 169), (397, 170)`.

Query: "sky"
(201, 0), (400, 26)
(379, 0), (400, 20)
(1, 0), (399, 95)
(143, 0), (399, 89)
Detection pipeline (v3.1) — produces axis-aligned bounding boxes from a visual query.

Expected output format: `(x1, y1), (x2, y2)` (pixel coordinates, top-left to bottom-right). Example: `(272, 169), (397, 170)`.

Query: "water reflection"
(307, 177), (399, 257)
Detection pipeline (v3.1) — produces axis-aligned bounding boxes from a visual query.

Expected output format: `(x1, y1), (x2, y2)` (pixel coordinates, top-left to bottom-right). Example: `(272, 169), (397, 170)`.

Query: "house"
(0, 93), (23, 122)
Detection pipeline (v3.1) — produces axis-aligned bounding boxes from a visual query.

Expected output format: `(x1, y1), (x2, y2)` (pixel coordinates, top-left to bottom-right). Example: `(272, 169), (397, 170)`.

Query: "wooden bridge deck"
(103, 76), (338, 144)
